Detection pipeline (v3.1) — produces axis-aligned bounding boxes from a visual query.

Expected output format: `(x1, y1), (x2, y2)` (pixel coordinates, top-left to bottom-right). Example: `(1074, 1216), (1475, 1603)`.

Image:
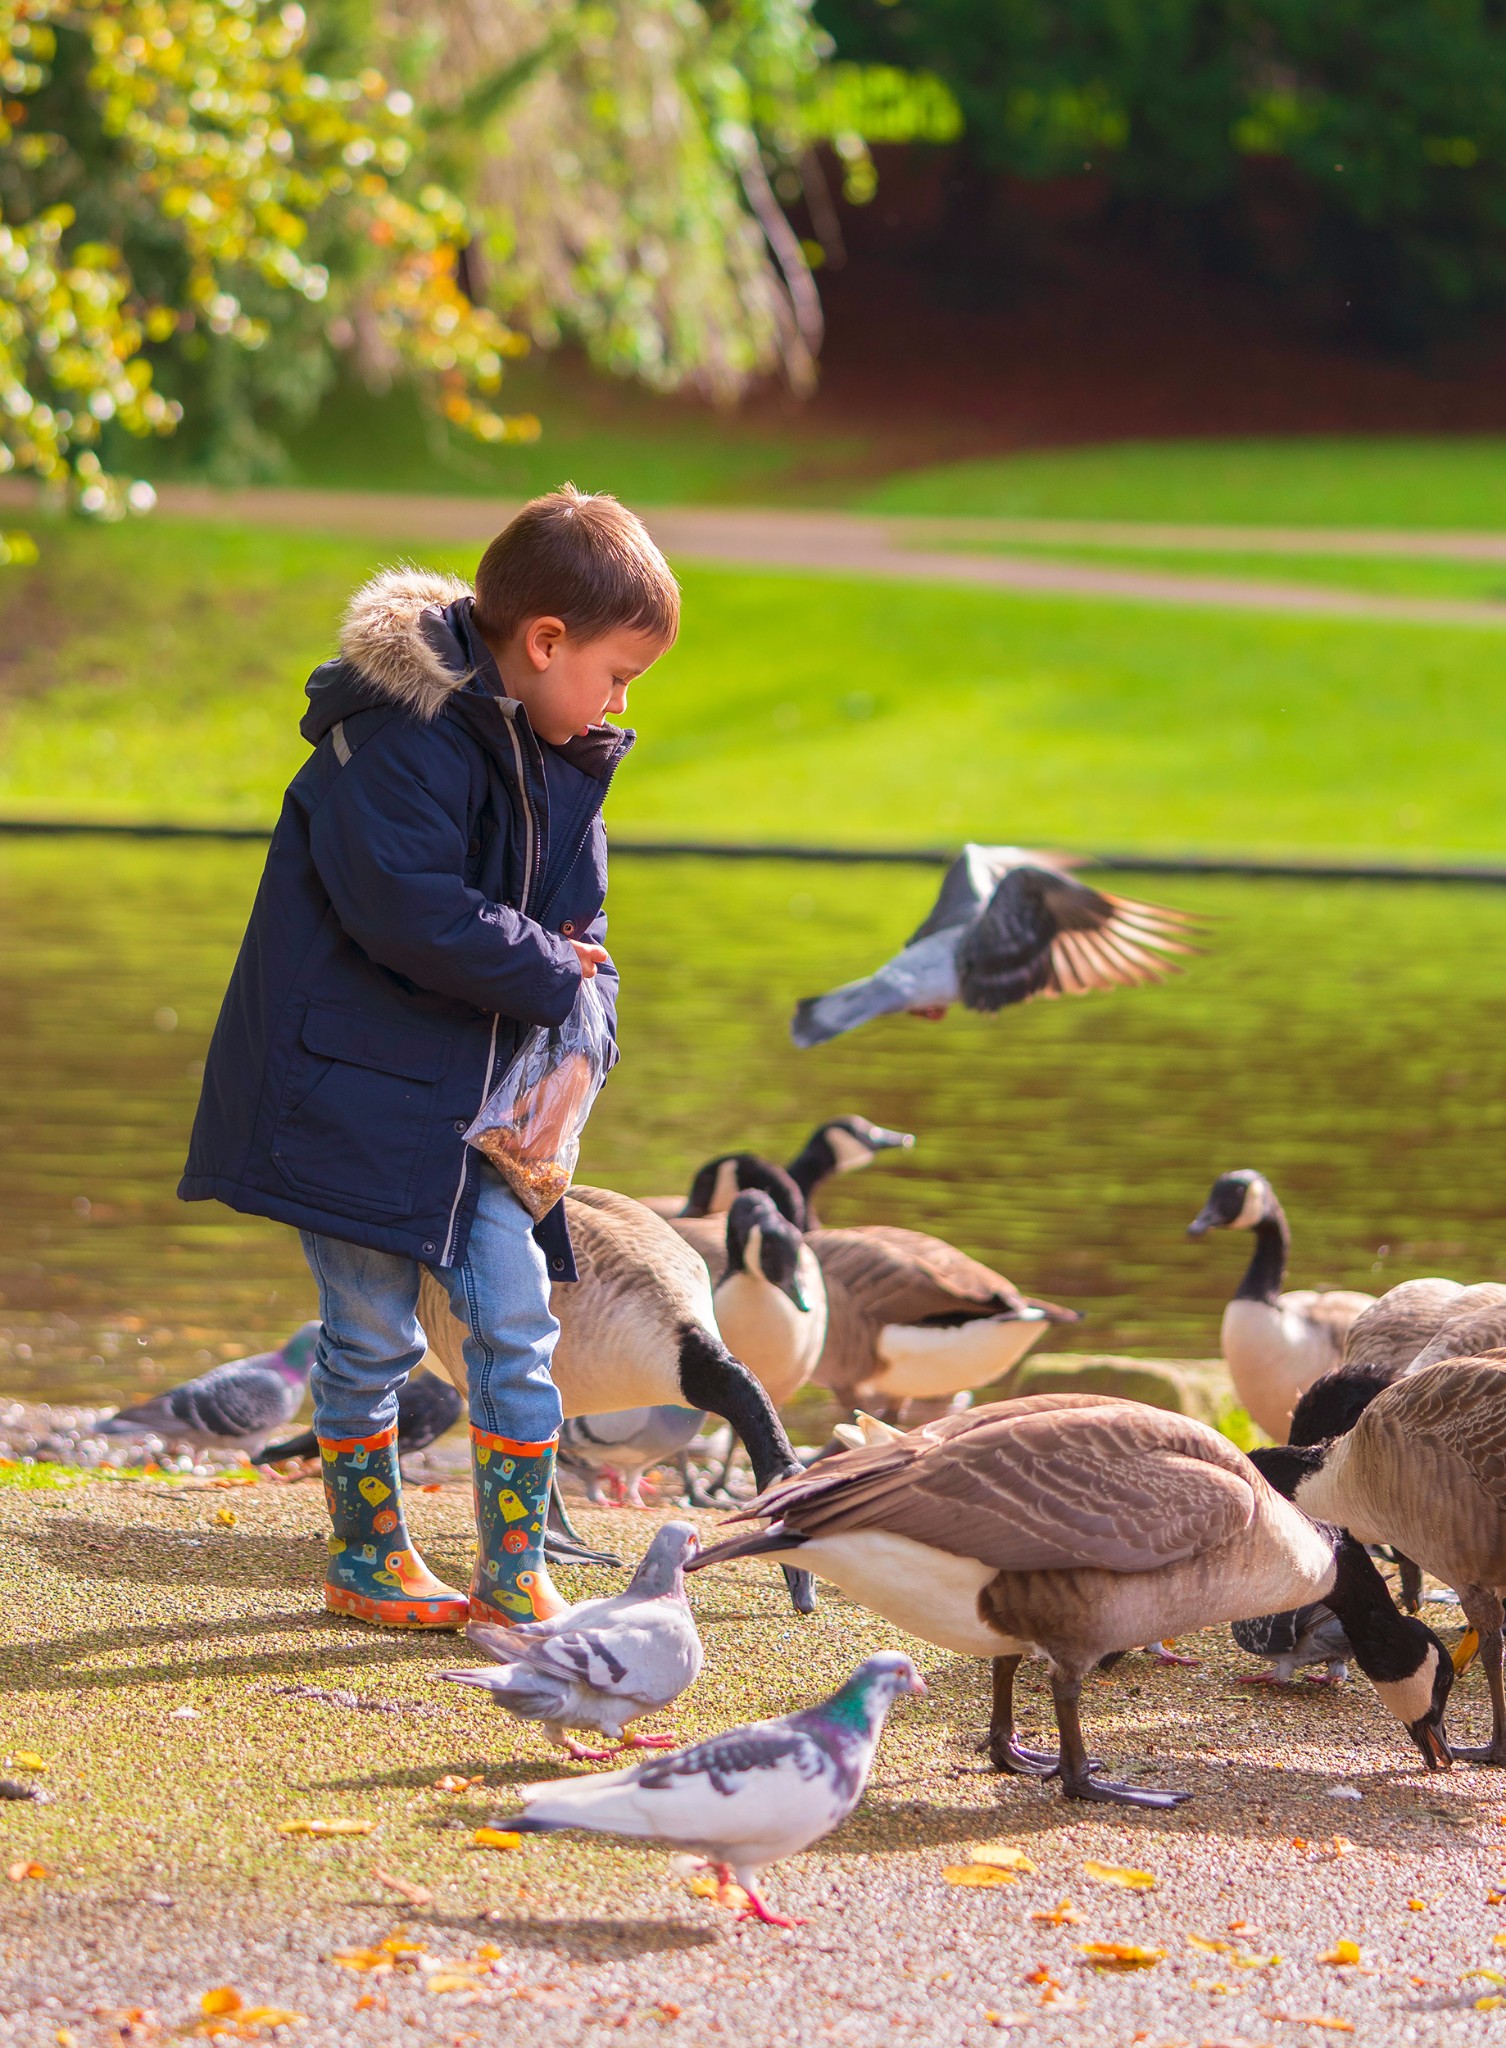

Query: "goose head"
(1187, 1168), (1277, 1237)
(1287, 1362), (1394, 1446)
(724, 1191), (812, 1311)
(796, 1116), (915, 1180)
(683, 1154), (807, 1229)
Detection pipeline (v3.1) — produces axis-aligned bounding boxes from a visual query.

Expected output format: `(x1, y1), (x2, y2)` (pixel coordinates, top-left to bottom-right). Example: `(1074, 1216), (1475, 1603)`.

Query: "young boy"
(180, 486), (678, 1629)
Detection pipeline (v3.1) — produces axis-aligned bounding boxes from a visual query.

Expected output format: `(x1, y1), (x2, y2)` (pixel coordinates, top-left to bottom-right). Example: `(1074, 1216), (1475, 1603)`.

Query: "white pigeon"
(439, 1520), (704, 1761)
(791, 843), (1195, 1047)
(496, 1651), (925, 1927)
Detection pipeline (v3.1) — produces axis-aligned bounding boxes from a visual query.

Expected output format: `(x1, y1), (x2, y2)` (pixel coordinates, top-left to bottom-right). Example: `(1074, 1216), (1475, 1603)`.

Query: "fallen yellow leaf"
(967, 1842), (1037, 1873)
(213, 1507), (237, 1528)
(1265, 2017), (1356, 2034)
(427, 1973), (487, 1994)
(1408, 1899), (1427, 1912)
(1189, 1934), (1234, 1955)
(1465, 1970), (1506, 1987)
(1078, 1942), (1165, 1969)
(1029, 1900), (1084, 1926)
(1082, 1860), (1157, 1891)
(11, 1752), (49, 1772)
(470, 1827), (521, 1851)
(433, 1774), (484, 1793)
(1317, 1941), (1362, 1967)
(7, 1861), (46, 1882)
(372, 1868), (431, 1908)
(1480, 1997), (1506, 2012)
(1190, 1978), (1235, 1995)
(943, 1864), (1021, 1888)
(200, 1990), (243, 2016)
(1493, 1932), (1506, 1948)
(277, 1818), (373, 1838)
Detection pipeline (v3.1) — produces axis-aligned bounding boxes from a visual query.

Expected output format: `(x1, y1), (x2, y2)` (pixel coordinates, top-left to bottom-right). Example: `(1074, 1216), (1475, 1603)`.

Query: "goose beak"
(781, 1277), (811, 1313)
(1186, 1208), (1217, 1239)
(869, 1126), (915, 1153)
(1410, 1716), (1453, 1771)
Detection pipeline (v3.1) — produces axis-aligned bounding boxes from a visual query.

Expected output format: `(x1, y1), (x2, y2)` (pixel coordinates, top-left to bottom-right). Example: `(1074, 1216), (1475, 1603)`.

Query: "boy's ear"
(522, 615), (566, 671)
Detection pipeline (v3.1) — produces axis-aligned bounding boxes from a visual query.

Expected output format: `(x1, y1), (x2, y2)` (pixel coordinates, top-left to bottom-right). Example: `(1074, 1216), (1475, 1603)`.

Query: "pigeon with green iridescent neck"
(493, 1651), (925, 1927)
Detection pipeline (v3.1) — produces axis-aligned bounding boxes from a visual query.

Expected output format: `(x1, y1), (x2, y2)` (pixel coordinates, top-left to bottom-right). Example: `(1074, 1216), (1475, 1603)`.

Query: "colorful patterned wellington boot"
(469, 1427), (569, 1625)
(319, 1427), (468, 1628)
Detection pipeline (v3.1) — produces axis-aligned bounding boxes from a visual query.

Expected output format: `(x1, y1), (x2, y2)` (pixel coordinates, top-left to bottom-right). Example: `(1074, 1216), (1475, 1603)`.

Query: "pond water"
(3, 838), (1505, 1412)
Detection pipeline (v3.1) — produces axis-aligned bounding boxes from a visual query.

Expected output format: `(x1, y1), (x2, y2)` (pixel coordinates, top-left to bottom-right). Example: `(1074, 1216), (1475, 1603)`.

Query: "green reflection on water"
(2, 840), (1504, 1408)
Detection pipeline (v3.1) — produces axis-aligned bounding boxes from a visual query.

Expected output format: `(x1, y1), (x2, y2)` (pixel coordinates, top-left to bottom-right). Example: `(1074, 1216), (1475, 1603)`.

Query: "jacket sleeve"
(308, 717), (583, 1025)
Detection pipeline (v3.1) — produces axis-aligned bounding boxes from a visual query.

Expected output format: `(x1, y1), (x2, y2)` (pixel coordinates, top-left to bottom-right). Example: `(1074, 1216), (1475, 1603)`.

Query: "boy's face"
(498, 617), (667, 745)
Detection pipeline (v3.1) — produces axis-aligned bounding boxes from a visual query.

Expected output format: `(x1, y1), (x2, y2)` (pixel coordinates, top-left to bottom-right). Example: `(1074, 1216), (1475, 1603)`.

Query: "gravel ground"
(2, 1474), (1506, 2048)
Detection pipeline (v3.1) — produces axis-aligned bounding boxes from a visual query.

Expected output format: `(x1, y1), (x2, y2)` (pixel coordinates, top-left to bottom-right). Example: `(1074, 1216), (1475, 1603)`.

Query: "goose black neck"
(1247, 1441), (1325, 1500)
(785, 1133), (835, 1201)
(1236, 1208), (1290, 1304)
(673, 1325), (799, 1492)
(1322, 1533), (1437, 1687)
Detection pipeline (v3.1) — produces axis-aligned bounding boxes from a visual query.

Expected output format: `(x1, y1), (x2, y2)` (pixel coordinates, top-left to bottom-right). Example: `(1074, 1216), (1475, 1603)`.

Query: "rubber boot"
(470, 1426), (569, 1625)
(319, 1426), (468, 1628)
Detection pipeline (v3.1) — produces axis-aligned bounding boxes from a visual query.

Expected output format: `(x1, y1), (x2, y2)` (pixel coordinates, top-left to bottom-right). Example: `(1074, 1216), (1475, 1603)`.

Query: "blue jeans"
(299, 1165), (562, 1444)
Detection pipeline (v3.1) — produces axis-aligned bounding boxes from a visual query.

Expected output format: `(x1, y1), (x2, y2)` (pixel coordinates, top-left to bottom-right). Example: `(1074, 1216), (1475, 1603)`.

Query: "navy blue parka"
(179, 567), (632, 1280)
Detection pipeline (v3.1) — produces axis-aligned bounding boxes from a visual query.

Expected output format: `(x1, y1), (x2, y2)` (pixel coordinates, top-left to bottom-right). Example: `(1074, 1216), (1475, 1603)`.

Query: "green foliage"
(816, 0), (1506, 334)
(0, 0), (531, 509)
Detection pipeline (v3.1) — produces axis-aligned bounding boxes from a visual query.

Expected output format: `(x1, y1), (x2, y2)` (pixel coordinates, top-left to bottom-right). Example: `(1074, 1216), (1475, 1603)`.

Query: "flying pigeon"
(493, 1650), (925, 1926)
(791, 844), (1196, 1047)
(439, 1520), (704, 1761)
(258, 1367), (462, 1466)
(1231, 1602), (1351, 1685)
(97, 1322), (319, 1457)
(557, 1405), (708, 1507)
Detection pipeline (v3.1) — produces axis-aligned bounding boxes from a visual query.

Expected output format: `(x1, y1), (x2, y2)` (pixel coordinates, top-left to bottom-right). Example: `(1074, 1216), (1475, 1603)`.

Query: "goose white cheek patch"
(1372, 1645), (1440, 1729)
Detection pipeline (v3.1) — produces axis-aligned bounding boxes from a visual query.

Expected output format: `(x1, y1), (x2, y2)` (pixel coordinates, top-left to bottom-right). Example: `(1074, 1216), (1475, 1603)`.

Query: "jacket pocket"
(271, 1001), (450, 1219)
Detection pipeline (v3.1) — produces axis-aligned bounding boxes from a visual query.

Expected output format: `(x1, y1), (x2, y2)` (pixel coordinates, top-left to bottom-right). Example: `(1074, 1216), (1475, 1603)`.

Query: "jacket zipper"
(538, 743), (625, 924)
(438, 704), (539, 1267)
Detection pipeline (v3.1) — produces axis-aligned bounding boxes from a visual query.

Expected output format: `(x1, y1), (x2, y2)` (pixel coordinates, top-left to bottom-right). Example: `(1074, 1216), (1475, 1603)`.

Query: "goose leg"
(1397, 1555), (1424, 1616)
(1450, 1585), (1506, 1765)
(1048, 1671), (1191, 1809)
(543, 1475), (622, 1570)
(980, 1655), (1060, 1776)
(676, 1330), (815, 1615)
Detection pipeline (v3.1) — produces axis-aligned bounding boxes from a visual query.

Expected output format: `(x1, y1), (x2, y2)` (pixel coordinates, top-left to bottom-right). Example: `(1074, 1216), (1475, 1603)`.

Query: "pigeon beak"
(910, 1673), (928, 1697)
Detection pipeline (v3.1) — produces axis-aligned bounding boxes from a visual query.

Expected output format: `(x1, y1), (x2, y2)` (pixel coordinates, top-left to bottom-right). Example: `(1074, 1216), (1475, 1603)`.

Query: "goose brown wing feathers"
(1343, 1278), (1466, 1374)
(954, 866), (1196, 1014)
(808, 1226), (1029, 1324)
(740, 1397), (1258, 1575)
(1344, 1361), (1506, 1584)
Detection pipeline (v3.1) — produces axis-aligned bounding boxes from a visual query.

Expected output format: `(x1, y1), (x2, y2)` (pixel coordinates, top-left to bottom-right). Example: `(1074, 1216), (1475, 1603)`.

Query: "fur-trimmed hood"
(335, 565), (477, 721)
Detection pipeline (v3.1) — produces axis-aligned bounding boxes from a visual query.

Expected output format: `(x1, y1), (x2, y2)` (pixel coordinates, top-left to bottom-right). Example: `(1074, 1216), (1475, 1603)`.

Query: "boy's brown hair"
(473, 484), (679, 649)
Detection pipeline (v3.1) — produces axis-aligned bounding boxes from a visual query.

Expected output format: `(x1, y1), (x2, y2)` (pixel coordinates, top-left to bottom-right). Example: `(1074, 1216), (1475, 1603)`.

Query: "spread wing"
(955, 866), (1196, 1013)
(749, 1397), (1256, 1575)
(906, 845), (1041, 945)
(808, 1226), (1029, 1324)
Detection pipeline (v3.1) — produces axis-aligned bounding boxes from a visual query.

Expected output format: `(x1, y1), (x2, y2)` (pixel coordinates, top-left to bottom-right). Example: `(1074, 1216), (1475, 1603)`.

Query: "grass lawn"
(864, 437), (1506, 529)
(1, 514), (1504, 858)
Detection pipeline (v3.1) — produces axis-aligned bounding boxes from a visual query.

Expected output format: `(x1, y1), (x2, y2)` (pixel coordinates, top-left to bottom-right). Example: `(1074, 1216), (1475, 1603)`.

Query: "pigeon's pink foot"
(1302, 1671), (1342, 1685)
(1236, 1669), (1284, 1685)
(619, 1731), (677, 1750)
(1149, 1642), (1200, 1667)
(561, 1737), (616, 1763)
(907, 1004), (950, 1022)
(736, 1883), (805, 1930)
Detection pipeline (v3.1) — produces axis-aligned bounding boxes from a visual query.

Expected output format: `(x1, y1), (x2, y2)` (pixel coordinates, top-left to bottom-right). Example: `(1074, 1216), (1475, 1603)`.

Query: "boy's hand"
(569, 940), (611, 979)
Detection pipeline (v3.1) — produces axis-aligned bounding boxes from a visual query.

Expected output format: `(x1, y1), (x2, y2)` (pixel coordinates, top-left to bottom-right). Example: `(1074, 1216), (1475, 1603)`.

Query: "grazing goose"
(557, 1406), (708, 1508)
(1187, 1170), (1375, 1442)
(496, 1651), (925, 1927)
(417, 1187), (812, 1611)
(98, 1322), (320, 1458)
(1252, 1357), (1506, 1765)
(790, 844), (1195, 1048)
(807, 1227), (1078, 1420)
(690, 1395), (1453, 1805)
(672, 1192), (829, 1410)
(440, 1521), (703, 1761)
(640, 1116), (914, 1227)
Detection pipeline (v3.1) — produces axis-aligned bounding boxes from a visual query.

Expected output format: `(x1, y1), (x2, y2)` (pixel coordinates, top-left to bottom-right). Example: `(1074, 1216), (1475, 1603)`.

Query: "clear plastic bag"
(464, 975), (615, 1219)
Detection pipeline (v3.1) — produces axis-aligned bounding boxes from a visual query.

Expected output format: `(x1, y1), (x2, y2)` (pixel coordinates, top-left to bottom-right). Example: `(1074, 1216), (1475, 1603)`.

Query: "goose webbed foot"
(1445, 1738), (1506, 1765)
(543, 1531), (623, 1569)
(1048, 1670), (1191, 1809)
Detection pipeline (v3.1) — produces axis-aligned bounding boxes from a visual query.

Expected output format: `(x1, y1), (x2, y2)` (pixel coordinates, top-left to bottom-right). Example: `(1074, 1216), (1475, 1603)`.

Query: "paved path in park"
(7, 477), (1506, 626)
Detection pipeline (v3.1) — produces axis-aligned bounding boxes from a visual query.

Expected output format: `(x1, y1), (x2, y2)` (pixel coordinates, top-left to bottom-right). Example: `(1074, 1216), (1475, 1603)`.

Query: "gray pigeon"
(1231, 1602), (1352, 1685)
(791, 843), (1195, 1047)
(557, 1405), (708, 1507)
(258, 1367), (462, 1465)
(439, 1520), (704, 1760)
(97, 1322), (319, 1456)
(495, 1650), (925, 1927)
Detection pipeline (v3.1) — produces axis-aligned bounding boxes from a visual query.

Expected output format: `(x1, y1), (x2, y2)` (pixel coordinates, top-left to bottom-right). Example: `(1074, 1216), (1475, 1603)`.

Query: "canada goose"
(790, 844), (1195, 1048)
(1343, 1280), (1506, 1376)
(416, 1187), (812, 1610)
(672, 1192), (828, 1410)
(807, 1226), (1078, 1420)
(1252, 1357), (1506, 1766)
(1187, 1170), (1376, 1442)
(640, 1114), (914, 1227)
(689, 1394), (1453, 1805)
